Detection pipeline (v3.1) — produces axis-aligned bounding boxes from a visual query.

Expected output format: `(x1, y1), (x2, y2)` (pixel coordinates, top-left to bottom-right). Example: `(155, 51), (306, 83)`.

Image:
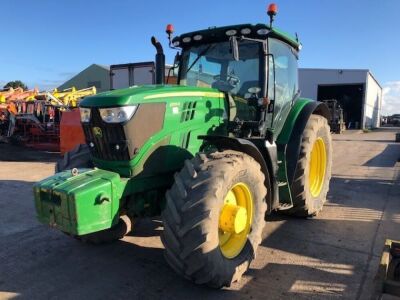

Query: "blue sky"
(1, 0), (399, 113)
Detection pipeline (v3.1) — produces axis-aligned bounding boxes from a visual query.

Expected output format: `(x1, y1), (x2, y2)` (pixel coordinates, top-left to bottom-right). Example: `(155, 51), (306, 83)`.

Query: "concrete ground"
(0, 128), (399, 300)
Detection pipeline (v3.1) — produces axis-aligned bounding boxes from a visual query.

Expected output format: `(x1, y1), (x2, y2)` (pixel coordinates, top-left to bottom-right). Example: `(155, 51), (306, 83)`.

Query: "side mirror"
(173, 52), (181, 66)
(166, 51), (181, 82)
(172, 52), (181, 77)
(230, 36), (239, 61)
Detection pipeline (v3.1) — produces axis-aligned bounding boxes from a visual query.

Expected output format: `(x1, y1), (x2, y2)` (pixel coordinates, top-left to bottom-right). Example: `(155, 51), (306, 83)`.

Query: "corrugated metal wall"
(298, 68), (382, 129)
(364, 73), (382, 128)
(58, 64), (110, 92)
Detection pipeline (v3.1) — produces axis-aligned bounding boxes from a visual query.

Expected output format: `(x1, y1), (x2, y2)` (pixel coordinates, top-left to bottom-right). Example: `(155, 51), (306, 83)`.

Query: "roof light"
(182, 36), (192, 43)
(240, 28), (251, 35)
(257, 28), (269, 35)
(166, 24), (174, 35)
(267, 3), (278, 28)
(267, 3), (278, 16)
(225, 29), (237, 36)
(193, 34), (203, 41)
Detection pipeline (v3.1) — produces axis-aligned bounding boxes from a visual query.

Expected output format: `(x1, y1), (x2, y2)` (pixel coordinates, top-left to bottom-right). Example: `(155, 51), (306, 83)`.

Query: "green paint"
(35, 87), (226, 234)
(81, 85), (223, 107)
(34, 23), (309, 236)
(276, 98), (311, 144)
(34, 169), (126, 235)
(275, 98), (313, 206)
(89, 87), (224, 177)
(277, 150), (292, 206)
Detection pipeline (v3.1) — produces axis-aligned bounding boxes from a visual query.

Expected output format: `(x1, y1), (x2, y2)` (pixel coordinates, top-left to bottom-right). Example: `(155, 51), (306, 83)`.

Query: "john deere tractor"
(34, 5), (332, 288)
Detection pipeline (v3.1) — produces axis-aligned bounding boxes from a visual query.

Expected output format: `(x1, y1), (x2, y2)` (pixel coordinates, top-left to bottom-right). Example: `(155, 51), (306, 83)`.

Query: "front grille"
(180, 101), (197, 122)
(82, 109), (130, 161)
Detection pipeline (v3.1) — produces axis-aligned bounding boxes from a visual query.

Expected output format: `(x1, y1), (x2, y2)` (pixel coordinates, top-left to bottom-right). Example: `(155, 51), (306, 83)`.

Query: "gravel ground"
(0, 128), (399, 299)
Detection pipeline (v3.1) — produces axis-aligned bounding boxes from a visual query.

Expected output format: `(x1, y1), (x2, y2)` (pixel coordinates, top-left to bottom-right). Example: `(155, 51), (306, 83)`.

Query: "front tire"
(161, 150), (267, 288)
(55, 144), (93, 173)
(78, 215), (132, 244)
(288, 114), (332, 217)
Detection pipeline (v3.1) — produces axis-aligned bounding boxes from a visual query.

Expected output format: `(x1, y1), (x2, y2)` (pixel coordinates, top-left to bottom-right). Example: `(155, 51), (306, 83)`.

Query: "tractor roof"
(173, 23), (300, 51)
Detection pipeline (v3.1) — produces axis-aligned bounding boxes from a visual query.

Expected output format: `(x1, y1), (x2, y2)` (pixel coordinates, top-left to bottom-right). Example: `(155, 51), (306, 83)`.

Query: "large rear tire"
(288, 114), (332, 217)
(161, 150), (267, 288)
(57, 144), (131, 243)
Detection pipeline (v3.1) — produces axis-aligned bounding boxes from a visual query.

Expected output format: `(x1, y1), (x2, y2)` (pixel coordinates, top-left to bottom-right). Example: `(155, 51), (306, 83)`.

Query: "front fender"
(198, 135), (278, 212)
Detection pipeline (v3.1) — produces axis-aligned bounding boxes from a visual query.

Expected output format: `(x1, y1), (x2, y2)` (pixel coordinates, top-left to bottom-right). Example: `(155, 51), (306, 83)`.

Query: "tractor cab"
(170, 22), (300, 140)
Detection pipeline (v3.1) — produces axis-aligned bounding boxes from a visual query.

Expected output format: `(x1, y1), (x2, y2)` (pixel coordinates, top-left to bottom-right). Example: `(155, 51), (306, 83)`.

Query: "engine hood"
(80, 85), (223, 107)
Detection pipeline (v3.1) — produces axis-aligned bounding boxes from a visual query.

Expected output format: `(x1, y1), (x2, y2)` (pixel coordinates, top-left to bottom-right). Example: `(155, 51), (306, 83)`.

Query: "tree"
(3, 80), (28, 90)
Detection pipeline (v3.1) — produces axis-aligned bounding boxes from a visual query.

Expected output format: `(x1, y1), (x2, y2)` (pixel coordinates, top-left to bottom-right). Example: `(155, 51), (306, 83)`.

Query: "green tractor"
(34, 4), (332, 288)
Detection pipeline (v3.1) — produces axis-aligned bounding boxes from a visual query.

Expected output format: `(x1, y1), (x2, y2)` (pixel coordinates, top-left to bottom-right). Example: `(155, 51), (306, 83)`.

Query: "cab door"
(267, 38), (299, 138)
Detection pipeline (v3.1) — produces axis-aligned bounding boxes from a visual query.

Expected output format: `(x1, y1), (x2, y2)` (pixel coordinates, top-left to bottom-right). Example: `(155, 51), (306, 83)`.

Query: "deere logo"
(92, 127), (103, 138)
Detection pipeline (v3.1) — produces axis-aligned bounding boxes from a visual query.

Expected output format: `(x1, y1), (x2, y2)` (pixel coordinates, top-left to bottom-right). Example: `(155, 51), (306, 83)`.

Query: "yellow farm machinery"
(0, 86), (96, 152)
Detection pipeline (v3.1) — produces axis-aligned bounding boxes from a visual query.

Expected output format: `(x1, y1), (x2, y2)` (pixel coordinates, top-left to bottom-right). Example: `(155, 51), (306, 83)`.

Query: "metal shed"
(58, 64), (110, 93)
(299, 68), (382, 129)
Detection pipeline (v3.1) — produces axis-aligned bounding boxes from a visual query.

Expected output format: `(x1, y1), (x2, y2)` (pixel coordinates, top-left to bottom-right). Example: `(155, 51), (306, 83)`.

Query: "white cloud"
(382, 81), (400, 115)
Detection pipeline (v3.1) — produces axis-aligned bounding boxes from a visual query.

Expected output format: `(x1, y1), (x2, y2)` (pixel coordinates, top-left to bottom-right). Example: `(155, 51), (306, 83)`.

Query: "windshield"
(179, 40), (262, 99)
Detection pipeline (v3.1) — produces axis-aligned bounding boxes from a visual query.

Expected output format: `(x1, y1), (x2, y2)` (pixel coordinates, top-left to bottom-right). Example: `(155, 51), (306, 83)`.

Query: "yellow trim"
(143, 91), (223, 100)
(219, 204), (247, 234)
(309, 137), (327, 197)
(219, 182), (253, 259)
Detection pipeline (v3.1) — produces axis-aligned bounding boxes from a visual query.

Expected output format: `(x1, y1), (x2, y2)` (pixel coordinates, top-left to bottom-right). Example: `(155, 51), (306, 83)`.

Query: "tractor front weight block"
(33, 168), (126, 235)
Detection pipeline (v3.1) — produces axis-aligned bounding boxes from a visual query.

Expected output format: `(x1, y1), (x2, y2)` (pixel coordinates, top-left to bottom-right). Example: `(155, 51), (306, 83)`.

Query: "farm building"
(58, 64), (110, 92)
(299, 68), (382, 129)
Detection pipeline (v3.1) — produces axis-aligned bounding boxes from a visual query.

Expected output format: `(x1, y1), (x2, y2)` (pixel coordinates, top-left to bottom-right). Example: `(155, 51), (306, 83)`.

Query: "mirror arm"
(229, 36), (240, 61)
(168, 51), (181, 84)
(238, 35), (266, 44)
(238, 36), (268, 54)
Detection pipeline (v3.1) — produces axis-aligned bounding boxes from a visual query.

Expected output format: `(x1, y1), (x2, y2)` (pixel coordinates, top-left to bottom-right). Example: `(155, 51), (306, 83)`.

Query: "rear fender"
(277, 99), (330, 186)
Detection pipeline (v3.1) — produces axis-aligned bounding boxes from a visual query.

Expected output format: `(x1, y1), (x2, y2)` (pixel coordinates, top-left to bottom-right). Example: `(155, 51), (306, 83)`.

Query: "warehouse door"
(317, 84), (364, 129)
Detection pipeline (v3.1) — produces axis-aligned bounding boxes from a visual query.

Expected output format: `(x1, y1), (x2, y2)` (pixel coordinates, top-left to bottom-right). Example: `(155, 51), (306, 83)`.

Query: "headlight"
(99, 106), (137, 123)
(80, 107), (91, 123)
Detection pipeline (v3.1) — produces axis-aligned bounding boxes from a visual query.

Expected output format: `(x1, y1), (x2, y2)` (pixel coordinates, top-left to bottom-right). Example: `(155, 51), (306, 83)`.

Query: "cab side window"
(268, 38), (298, 133)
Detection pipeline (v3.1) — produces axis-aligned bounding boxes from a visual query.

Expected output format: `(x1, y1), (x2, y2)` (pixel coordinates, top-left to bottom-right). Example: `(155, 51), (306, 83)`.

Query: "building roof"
(58, 63), (111, 91)
(95, 64), (110, 71)
(62, 64), (110, 84)
(299, 68), (382, 89)
(300, 67), (369, 73)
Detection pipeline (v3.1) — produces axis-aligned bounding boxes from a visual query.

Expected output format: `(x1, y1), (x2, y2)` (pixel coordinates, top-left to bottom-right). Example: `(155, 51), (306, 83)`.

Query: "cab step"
(277, 203), (293, 210)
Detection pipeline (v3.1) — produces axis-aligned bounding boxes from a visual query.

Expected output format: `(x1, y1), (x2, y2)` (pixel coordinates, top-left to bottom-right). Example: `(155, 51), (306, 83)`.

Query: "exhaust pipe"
(151, 36), (165, 85)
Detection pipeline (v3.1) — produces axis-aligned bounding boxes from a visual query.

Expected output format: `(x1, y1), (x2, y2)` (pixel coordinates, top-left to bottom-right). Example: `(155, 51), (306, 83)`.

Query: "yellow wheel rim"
(309, 137), (327, 197)
(219, 182), (253, 259)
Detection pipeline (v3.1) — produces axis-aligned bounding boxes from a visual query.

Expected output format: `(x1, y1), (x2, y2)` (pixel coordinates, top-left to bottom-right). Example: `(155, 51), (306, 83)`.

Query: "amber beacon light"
(267, 3), (278, 27)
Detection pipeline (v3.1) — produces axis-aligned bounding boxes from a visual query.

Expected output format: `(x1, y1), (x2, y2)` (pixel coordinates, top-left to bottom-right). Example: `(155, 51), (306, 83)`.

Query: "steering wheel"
(213, 74), (240, 88)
